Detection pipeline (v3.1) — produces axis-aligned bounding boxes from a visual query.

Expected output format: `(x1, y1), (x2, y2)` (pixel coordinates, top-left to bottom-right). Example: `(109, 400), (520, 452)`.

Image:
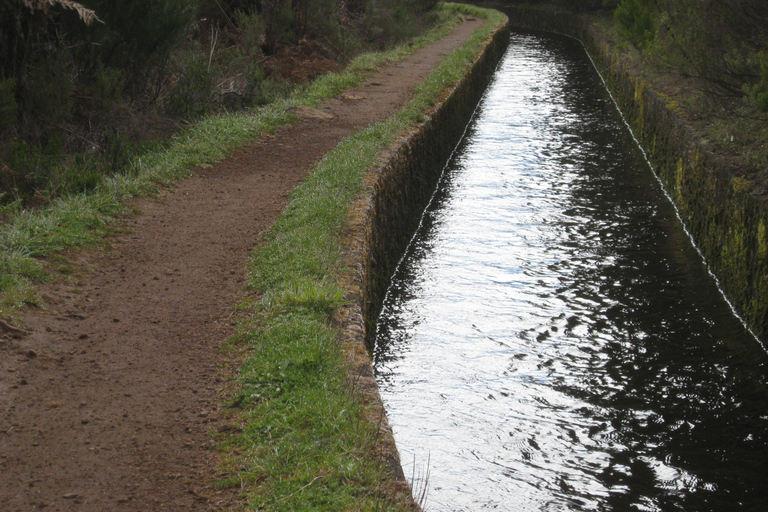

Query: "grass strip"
(0, 3), (472, 316)
(224, 4), (505, 511)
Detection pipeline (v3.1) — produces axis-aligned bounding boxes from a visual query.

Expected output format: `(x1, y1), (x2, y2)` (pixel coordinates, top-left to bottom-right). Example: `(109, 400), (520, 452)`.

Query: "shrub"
(262, 0), (297, 53)
(164, 58), (215, 120)
(614, 0), (654, 48)
(20, 54), (75, 128)
(75, 0), (196, 93)
(0, 138), (61, 202)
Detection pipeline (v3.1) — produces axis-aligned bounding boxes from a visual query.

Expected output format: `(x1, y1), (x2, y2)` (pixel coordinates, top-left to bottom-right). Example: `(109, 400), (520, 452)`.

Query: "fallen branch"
(0, 319), (29, 335)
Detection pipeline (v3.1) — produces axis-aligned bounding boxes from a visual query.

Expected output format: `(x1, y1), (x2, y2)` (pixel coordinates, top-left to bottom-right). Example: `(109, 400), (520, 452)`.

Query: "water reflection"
(374, 31), (768, 511)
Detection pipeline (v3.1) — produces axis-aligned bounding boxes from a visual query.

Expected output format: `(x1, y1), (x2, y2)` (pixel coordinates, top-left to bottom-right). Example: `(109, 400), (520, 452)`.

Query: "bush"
(614, 0), (654, 48)
(75, 0), (196, 92)
(610, 0), (768, 108)
(164, 58), (214, 120)
(0, 139), (61, 202)
(262, 0), (297, 53)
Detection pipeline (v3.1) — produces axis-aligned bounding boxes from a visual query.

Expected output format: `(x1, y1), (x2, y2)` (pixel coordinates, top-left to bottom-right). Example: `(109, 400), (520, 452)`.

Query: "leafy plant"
(614, 0), (654, 48)
(164, 58), (215, 120)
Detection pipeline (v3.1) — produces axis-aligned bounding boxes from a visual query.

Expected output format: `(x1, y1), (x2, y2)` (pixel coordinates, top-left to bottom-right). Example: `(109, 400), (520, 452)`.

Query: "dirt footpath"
(0, 18), (484, 512)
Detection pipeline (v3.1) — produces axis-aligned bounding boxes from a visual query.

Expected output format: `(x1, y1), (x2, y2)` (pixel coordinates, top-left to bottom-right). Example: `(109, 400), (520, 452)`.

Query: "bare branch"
(21, 0), (102, 26)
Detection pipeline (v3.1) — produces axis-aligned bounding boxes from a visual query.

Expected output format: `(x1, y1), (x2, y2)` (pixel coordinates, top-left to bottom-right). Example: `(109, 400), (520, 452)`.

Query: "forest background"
(0, 0), (766, 211)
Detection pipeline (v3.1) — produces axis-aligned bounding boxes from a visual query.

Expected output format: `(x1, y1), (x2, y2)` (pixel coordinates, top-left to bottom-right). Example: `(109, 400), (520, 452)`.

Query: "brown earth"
(0, 17), (485, 512)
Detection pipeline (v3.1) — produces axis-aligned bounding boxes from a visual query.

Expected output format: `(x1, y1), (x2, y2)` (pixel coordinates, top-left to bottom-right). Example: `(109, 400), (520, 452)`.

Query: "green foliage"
(234, 7), (266, 54)
(164, 58), (214, 120)
(1, 139), (61, 200)
(62, 167), (103, 195)
(81, 0), (196, 78)
(605, 0), (768, 110)
(22, 54), (75, 125)
(361, 0), (423, 47)
(614, 0), (654, 48)
(92, 67), (125, 110)
(262, 0), (297, 53)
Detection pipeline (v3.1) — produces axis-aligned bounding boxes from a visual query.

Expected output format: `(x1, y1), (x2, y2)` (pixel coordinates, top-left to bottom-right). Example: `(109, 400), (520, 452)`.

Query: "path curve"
(0, 18), (484, 512)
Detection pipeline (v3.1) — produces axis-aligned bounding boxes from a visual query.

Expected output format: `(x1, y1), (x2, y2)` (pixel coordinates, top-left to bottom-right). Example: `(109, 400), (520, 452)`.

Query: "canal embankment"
(487, 5), (768, 342)
(226, 5), (509, 510)
(335, 3), (509, 497)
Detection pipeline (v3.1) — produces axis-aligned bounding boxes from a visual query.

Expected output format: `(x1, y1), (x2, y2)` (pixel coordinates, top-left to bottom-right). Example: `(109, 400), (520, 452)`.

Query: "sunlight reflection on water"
(374, 31), (768, 512)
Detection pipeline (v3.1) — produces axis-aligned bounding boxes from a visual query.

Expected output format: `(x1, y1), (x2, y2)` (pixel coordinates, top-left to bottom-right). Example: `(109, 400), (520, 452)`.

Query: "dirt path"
(0, 18), (484, 512)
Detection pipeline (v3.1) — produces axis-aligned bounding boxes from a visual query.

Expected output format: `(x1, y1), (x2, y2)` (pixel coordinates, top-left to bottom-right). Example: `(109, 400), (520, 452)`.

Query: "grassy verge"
(0, 2), (475, 318)
(222, 3), (504, 511)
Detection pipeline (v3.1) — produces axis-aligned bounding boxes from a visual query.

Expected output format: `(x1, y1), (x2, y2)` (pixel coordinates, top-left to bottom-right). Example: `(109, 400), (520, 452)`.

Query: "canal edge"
(333, 13), (510, 506)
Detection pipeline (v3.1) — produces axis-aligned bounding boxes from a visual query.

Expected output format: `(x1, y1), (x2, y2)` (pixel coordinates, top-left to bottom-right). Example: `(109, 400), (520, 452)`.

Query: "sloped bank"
(484, 6), (768, 342)
(336, 11), (509, 490)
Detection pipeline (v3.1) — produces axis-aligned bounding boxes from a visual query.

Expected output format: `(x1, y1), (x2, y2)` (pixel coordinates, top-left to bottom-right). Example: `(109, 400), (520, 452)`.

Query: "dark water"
(374, 31), (768, 512)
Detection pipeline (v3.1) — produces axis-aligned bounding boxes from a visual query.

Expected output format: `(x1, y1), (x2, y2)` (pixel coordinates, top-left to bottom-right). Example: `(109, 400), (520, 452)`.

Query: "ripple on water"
(375, 30), (768, 512)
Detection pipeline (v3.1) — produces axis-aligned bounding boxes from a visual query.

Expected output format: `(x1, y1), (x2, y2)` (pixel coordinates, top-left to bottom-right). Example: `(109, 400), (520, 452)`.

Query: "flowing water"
(374, 30), (768, 512)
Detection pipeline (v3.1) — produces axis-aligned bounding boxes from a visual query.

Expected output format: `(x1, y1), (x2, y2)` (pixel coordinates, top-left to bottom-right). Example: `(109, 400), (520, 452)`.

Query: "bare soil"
(0, 18), (484, 512)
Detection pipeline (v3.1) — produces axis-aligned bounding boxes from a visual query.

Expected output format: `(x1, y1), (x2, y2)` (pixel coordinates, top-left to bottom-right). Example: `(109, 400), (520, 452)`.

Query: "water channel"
(374, 30), (768, 511)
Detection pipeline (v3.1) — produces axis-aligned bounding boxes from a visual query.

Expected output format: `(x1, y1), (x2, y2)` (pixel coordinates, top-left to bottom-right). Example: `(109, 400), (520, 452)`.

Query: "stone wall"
(335, 15), (510, 502)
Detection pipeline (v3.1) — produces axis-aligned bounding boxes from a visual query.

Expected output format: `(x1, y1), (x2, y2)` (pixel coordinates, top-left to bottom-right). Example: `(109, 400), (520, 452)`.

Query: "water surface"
(374, 31), (768, 511)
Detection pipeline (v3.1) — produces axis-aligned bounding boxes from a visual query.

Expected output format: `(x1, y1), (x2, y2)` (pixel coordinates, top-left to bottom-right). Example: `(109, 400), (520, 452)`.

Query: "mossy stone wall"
(336, 17), (510, 490)
(498, 6), (768, 341)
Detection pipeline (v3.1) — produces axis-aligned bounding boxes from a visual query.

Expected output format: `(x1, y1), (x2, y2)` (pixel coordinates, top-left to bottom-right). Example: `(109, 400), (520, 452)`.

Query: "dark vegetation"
(0, 0), (437, 208)
(490, 0), (768, 186)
